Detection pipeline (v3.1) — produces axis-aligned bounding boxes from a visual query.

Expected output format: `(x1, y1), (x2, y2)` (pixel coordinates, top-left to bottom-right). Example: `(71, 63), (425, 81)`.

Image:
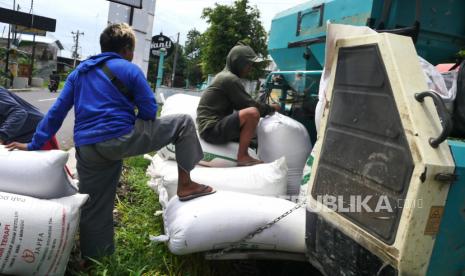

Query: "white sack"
(0, 146), (77, 199)
(160, 94), (201, 123)
(158, 94), (258, 167)
(153, 157), (288, 200)
(147, 177), (170, 210)
(419, 56), (457, 113)
(146, 154), (179, 180)
(299, 146), (317, 204)
(0, 192), (88, 275)
(158, 191), (305, 255)
(158, 139), (258, 168)
(257, 113), (312, 195)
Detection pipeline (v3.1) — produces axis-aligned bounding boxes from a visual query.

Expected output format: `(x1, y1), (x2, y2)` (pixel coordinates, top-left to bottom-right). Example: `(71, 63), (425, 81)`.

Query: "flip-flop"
(237, 159), (264, 167)
(178, 185), (216, 202)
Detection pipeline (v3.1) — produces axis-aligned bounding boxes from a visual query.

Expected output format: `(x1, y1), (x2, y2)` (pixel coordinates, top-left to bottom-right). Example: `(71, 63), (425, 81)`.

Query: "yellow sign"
(14, 25), (46, 36)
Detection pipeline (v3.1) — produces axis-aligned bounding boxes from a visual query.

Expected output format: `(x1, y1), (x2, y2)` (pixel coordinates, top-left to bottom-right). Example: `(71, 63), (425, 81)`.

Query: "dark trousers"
(76, 114), (203, 258)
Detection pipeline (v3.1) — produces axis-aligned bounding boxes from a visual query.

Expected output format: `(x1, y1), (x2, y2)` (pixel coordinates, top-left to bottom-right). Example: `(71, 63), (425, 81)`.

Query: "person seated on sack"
(0, 87), (59, 149)
(196, 43), (280, 166)
(6, 23), (215, 264)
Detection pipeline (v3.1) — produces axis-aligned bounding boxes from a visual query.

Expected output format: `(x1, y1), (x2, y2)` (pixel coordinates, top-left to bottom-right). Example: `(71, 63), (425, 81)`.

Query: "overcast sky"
(0, 0), (307, 58)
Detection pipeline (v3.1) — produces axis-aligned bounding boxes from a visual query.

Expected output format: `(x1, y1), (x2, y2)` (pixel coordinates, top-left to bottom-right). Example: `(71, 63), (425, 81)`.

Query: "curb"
(9, 88), (43, 92)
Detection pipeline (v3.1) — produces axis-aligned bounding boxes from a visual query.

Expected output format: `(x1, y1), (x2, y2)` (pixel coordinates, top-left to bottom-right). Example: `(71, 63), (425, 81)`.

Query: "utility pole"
(28, 34), (36, 85)
(4, 0), (16, 87)
(128, 7), (134, 26)
(170, 32), (180, 87)
(28, 0), (36, 86)
(13, 4), (20, 43)
(71, 30), (84, 68)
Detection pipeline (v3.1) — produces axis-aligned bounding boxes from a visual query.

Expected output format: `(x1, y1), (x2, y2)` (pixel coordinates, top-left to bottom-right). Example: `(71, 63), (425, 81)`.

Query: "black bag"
(451, 60), (465, 138)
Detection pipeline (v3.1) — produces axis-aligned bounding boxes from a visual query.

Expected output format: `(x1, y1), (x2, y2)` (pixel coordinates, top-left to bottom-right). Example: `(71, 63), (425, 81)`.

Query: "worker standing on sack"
(196, 43), (280, 166)
(6, 23), (215, 265)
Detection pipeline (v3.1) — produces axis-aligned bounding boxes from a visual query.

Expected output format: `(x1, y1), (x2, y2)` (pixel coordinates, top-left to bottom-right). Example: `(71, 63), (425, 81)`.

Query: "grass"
(66, 156), (170, 275)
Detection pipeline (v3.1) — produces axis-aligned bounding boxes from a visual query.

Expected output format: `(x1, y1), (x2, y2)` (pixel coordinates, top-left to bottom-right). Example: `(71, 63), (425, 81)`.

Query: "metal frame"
(205, 250), (307, 262)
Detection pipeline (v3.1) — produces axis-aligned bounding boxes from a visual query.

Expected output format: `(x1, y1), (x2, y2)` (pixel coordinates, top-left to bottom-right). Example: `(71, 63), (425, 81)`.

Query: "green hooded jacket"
(196, 44), (274, 134)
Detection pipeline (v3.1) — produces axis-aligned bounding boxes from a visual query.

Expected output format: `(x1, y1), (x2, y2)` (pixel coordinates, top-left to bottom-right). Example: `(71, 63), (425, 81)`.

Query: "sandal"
(178, 185), (216, 201)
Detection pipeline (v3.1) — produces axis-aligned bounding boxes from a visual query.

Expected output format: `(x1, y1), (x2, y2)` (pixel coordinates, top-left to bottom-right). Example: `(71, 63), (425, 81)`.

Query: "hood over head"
(75, 52), (124, 74)
(225, 43), (263, 76)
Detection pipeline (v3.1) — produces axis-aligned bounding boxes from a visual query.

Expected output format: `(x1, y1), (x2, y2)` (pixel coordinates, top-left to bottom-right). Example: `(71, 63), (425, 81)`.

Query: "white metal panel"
(307, 32), (455, 275)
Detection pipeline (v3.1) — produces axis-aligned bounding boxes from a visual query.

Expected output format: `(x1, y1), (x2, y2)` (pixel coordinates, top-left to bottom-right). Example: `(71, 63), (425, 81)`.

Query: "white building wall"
(107, 0), (156, 76)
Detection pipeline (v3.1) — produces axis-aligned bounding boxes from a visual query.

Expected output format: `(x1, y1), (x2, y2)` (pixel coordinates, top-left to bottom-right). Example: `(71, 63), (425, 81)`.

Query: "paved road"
(12, 87), (202, 150)
(14, 89), (75, 150)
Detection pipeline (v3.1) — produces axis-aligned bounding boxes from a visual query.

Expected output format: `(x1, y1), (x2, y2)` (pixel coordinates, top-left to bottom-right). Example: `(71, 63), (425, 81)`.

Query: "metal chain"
(208, 199), (307, 259)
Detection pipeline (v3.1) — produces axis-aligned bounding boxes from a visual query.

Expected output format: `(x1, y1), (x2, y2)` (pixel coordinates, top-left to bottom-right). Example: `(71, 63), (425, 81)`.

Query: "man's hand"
(5, 142), (28, 151)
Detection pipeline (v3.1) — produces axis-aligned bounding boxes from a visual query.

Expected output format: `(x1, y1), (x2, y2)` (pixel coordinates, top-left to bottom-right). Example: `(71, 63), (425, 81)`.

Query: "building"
(0, 34), (64, 80)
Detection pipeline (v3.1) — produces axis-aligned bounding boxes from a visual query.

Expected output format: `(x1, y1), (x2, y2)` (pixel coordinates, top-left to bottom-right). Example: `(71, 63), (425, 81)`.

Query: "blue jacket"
(28, 52), (157, 150)
(0, 88), (44, 143)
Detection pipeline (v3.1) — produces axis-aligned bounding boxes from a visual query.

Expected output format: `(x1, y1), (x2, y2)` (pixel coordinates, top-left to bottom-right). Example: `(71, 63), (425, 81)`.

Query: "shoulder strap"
(100, 63), (134, 102)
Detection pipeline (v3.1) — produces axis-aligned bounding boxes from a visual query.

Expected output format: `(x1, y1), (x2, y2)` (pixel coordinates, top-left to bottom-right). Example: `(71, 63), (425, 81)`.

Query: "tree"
(147, 55), (159, 87)
(200, 0), (268, 79)
(164, 43), (187, 87)
(185, 29), (202, 58)
(184, 29), (203, 87)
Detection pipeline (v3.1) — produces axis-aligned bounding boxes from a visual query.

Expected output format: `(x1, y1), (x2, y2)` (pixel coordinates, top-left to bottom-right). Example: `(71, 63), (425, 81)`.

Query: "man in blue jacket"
(0, 87), (44, 144)
(6, 23), (215, 261)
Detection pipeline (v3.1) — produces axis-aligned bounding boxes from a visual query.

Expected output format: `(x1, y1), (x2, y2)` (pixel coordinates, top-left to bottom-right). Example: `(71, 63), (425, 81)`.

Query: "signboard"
(150, 34), (174, 58)
(13, 25), (46, 36)
(106, 0), (142, 9)
(0, 7), (56, 32)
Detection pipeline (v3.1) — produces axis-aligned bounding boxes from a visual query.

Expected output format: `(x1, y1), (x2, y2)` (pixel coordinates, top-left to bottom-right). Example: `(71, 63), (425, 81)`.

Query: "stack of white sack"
(257, 113), (312, 195)
(146, 149), (305, 256)
(157, 94), (259, 167)
(0, 146), (88, 275)
(147, 154), (288, 205)
(148, 95), (307, 256)
(150, 191), (306, 255)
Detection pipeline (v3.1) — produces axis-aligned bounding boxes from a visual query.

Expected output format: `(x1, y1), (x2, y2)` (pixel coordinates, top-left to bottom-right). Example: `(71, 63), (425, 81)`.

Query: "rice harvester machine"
(261, 0), (465, 275)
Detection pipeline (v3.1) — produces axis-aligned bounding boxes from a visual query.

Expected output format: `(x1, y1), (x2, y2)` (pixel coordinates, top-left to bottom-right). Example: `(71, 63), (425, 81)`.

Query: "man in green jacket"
(197, 43), (279, 166)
